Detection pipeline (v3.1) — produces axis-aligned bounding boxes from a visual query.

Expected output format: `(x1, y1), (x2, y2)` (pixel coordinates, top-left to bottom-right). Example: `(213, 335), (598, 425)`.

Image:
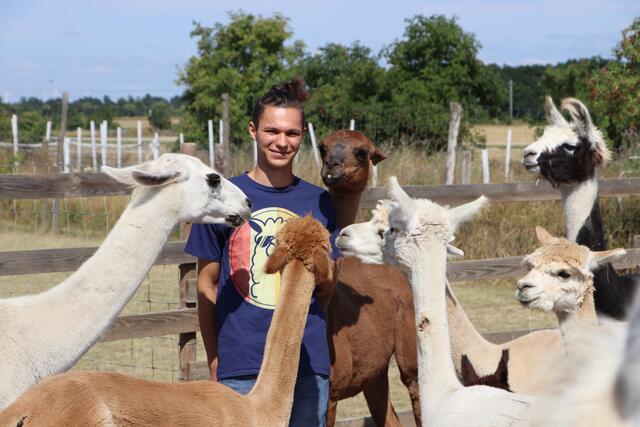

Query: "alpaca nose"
(522, 148), (538, 163)
(340, 229), (351, 239)
(245, 198), (252, 209)
(517, 280), (534, 291)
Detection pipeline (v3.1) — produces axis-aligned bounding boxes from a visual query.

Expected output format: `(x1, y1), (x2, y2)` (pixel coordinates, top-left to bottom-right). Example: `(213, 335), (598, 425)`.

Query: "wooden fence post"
(461, 150), (472, 185)
(504, 128), (512, 180)
(208, 119), (215, 169)
(307, 122), (321, 169)
(445, 102), (463, 185)
(76, 127), (82, 171)
(349, 119), (355, 131)
(178, 142), (198, 381)
(90, 121), (97, 171)
(221, 93), (232, 174)
(43, 121), (52, 169)
(52, 92), (68, 235)
(116, 127), (122, 168)
(11, 114), (19, 168)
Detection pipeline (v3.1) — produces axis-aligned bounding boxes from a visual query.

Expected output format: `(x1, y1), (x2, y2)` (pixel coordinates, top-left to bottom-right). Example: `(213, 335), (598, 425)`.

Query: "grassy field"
(1, 123), (639, 419)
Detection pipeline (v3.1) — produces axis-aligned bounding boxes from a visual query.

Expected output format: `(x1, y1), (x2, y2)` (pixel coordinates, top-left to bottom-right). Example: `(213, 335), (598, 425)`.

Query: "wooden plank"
(0, 241), (193, 277)
(0, 172), (130, 199)
(447, 248), (640, 283)
(359, 178), (640, 208)
(100, 308), (198, 342)
(187, 360), (210, 382)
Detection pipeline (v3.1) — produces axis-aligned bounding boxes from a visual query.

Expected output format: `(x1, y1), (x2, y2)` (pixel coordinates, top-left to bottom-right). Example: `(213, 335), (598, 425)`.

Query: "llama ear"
(460, 355), (480, 385)
(264, 245), (288, 274)
(101, 165), (142, 186)
(387, 176), (413, 207)
(131, 169), (181, 187)
(313, 249), (332, 284)
(535, 226), (557, 245)
(587, 248), (626, 271)
(370, 147), (387, 165)
(448, 196), (488, 231)
(545, 96), (568, 127)
(561, 98), (597, 141)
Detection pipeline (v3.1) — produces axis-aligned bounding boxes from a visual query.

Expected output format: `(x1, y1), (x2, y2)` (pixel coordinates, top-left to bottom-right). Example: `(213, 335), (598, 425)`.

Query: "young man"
(185, 78), (339, 426)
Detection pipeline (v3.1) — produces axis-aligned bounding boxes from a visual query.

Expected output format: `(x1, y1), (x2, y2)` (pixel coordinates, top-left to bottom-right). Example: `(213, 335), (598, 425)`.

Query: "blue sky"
(0, 0), (638, 101)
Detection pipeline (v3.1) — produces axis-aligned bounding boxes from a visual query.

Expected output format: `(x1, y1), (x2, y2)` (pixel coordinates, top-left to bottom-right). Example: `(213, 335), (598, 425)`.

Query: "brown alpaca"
(0, 216), (332, 427)
(319, 130), (386, 229)
(461, 349), (511, 392)
(317, 131), (419, 427)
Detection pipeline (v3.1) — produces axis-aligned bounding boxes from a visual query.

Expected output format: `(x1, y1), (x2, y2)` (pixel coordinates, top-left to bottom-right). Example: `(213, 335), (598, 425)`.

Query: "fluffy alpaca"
(521, 96), (638, 319)
(514, 227), (638, 426)
(516, 226), (625, 346)
(0, 154), (252, 410)
(338, 200), (563, 394)
(0, 215), (333, 427)
(317, 131), (421, 426)
(382, 177), (533, 426)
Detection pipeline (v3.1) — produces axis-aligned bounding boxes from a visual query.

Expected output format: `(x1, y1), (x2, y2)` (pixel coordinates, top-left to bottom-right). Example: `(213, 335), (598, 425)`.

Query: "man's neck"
(248, 164), (295, 188)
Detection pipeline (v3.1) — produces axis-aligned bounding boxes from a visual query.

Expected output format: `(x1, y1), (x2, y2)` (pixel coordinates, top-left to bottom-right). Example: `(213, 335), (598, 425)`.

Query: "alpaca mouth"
(517, 296), (539, 307)
(226, 215), (246, 227)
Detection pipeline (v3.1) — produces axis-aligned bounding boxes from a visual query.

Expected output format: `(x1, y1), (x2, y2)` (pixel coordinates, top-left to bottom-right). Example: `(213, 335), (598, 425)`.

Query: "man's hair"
(251, 76), (309, 128)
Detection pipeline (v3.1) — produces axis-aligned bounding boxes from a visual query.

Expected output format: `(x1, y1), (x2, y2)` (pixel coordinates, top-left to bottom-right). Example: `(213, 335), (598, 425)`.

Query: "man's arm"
(196, 258), (220, 381)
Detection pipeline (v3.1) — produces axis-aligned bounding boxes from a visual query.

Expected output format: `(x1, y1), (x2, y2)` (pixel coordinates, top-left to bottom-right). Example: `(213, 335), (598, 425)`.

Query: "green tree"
(540, 57), (607, 105)
(148, 102), (172, 130)
(591, 17), (640, 150)
(382, 15), (505, 150)
(177, 12), (305, 147)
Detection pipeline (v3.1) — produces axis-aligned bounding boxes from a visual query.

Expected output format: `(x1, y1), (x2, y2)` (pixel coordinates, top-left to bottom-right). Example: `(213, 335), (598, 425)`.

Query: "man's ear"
(264, 245), (288, 274)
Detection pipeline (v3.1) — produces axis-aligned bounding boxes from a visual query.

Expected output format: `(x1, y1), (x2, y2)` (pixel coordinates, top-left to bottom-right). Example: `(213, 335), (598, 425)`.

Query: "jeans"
(219, 373), (329, 427)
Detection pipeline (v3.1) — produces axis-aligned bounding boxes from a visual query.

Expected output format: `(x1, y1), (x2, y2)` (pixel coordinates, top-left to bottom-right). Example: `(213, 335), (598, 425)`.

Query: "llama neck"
(28, 186), (179, 370)
(557, 287), (598, 353)
(329, 189), (362, 229)
(446, 283), (500, 368)
(410, 244), (461, 419)
(250, 260), (315, 422)
(560, 175), (602, 246)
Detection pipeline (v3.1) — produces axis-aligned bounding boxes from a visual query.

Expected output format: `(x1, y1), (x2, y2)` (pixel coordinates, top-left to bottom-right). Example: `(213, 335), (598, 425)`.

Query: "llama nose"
(517, 280), (534, 291)
(340, 230), (351, 239)
(245, 198), (252, 209)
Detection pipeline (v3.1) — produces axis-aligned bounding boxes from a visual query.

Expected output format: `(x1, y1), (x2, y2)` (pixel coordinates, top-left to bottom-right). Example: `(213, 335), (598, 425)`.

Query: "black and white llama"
(521, 96), (638, 319)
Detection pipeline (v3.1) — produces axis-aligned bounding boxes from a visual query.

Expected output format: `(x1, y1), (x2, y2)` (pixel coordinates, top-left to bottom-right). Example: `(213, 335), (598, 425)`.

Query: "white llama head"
(336, 199), (395, 264)
(516, 226), (625, 313)
(382, 176), (487, 272)
(521, 96), (611, 187)
(102, 153), (251, 226)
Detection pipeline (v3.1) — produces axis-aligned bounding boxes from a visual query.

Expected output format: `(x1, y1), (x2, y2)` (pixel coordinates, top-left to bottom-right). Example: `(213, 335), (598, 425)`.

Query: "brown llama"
(0, 216), (332, 427)
(317, 130), (420, 427)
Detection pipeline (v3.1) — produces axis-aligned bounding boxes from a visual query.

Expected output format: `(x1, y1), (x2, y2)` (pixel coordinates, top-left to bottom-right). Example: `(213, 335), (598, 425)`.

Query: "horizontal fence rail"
(2, 173), (640, 204)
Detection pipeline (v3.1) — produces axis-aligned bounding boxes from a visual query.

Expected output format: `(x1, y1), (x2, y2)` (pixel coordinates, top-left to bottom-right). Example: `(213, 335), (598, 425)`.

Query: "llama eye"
(557, 270), (571, 279)
(318, 144), (327, 157)
(377, 230), (385, 239)
(561, 143), (576, 152)
(355, 148), (369, 161)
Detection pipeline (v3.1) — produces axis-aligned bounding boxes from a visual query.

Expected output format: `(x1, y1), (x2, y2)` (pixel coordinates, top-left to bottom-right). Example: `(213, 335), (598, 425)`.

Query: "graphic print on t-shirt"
(228, 207), (298, 309)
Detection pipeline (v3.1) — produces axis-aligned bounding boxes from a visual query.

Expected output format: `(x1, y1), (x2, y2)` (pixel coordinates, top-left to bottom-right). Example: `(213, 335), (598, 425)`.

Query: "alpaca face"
(336, 200), (394, 264)
(516, 227), (625, 314)
(319, 130), (386, 193)
(382, 177), (487, 271)
(103, 154), (252, 226)
(522, 97), (610, 187)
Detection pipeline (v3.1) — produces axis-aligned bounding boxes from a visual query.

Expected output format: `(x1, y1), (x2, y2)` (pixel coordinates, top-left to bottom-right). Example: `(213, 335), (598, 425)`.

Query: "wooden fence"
(1, 173), (640, 424)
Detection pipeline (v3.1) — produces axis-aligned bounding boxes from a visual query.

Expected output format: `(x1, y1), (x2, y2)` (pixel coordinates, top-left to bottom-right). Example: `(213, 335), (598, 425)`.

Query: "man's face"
(249, 106), (304, 170)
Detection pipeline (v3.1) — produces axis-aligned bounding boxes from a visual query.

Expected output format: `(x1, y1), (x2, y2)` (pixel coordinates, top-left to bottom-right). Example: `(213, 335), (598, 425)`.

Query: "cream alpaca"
(382, 177), (532, 426)
(515, 227), (637, 426)
(338, 200), (563, 394)
(0, 215), (332, 426)
(0, 154), (251, 410)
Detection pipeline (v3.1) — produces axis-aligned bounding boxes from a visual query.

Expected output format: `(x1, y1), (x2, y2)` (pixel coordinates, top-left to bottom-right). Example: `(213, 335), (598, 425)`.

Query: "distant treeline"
(2, 13), (638, 151)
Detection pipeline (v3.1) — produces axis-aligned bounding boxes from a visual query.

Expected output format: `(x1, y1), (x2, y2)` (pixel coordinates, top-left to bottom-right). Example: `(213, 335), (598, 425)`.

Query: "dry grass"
(1, 123), (639, 419)
(473, 122), (538, 148)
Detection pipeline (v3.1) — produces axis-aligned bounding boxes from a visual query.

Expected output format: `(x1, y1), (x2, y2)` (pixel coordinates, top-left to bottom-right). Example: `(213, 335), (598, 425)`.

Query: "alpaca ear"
(587, 248), (626, 271)
(313, 249), (332, 284)
(370, 147), (387, 165)
(496, 349), (510, 383)
(535, 226), (556, 245)
(460, 355), (480, 385)
(264, 245), (288, 274)
(449, 196), (488, 231)
(387, 176), (413, 207)
(102, 165), (142, 186)
(545, 96), (568, 127)
(561, 98), (597, 141)
(131, 169), (181, 187)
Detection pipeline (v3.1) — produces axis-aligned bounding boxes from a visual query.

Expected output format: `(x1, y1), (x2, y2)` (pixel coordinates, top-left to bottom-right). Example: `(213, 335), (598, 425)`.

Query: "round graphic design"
(228, 207), (299, 309)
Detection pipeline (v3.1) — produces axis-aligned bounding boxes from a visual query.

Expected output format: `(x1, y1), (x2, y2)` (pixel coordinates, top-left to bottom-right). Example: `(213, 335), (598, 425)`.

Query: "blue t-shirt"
(185, 173), (339, 380)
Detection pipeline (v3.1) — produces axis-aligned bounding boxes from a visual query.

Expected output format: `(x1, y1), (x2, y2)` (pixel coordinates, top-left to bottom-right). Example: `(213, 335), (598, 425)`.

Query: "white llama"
(521, 96), (637, 319)
(0, 153), (251, 409)
(382, 177), (532, 426)
(337, 199), (563, 394)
